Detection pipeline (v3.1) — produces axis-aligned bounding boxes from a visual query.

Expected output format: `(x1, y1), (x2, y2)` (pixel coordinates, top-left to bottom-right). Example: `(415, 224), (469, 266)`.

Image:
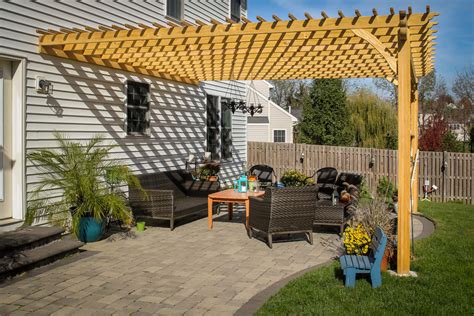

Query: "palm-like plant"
(26, 132), (144, 234)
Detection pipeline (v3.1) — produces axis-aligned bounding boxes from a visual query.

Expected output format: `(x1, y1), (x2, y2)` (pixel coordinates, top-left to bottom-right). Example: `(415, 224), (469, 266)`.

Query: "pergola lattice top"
(38, 7), (437, 85)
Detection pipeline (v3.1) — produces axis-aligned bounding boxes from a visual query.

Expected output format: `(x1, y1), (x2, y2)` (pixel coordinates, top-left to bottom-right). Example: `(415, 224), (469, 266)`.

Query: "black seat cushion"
(335, 172), (363, 187)
(174, 196), (208, 216)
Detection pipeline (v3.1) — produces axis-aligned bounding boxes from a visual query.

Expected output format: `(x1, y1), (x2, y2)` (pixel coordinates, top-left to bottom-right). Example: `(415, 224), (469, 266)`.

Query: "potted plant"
(26, 132), (145, 242)
(197, 162), (220, 182)
(357, 199), (396, 271)
(280, 169), (315, 187)
(343, 224), (371, 255)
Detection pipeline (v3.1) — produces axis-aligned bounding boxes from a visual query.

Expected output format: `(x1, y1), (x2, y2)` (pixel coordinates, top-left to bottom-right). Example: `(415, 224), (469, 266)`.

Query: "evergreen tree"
(297, 79), (354, 146)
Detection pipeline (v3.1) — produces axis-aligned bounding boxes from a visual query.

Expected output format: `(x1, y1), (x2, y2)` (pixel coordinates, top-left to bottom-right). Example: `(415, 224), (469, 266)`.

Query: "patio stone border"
(235, 213), (436, 316)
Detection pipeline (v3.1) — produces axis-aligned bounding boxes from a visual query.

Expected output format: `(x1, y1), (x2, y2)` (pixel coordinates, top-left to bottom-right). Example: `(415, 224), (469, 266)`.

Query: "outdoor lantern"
(238, 174), (248, 193)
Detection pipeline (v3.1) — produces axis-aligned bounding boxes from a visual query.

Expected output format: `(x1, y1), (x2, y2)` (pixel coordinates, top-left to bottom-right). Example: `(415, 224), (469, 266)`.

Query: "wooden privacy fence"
(247, 142), (474, 204)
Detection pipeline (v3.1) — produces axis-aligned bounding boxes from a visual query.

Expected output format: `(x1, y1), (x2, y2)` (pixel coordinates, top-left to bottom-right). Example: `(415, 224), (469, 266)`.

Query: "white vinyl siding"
(269, 101), (295, 143)
(248, 124), (269, 142)
(0, 0), (248, 217)
(246, 81), (296, 144)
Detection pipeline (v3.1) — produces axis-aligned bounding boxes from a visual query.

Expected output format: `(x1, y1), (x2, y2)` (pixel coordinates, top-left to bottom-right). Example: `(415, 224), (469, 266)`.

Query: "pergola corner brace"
(352, 28), (397, 75)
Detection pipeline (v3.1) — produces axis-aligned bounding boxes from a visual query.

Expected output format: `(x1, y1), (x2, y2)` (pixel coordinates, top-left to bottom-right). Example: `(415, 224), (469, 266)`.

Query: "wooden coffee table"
(207, 189), (265, 229)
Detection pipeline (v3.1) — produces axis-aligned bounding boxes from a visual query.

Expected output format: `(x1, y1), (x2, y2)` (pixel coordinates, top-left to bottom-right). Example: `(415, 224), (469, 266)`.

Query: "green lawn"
(256, 201), (474, 315)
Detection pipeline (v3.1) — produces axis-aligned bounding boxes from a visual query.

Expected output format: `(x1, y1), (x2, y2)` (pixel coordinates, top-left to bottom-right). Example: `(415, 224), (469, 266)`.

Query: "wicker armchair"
(249, 164), (275, 188)
(129, 170), (219, 230)
(308, 167), (338, 200)
(313, 184), (360, 235)
(248, 186), (318, 248)
(335, 172), (364, 194)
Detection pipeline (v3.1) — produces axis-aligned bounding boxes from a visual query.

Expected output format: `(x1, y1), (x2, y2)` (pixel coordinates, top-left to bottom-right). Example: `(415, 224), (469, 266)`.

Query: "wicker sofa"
(248, 186), (319, 248)
(129, 170), (219, 230)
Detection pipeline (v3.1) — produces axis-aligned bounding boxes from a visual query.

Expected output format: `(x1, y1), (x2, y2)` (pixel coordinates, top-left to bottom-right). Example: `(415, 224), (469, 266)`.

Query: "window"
(126, 81), (150, 135)
(221, 98), (232, 160)
(206, 95), (233, 161)
(207, 95), (220, 160)
(167, 0), (183, 20)
(230, 0), (241, 22)
(273, 129), (286, 143)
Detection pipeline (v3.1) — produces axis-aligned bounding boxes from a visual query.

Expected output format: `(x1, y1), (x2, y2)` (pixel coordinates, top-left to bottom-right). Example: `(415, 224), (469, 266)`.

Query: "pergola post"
(397, 11), (412, 275)
(411, 87), (419, 213)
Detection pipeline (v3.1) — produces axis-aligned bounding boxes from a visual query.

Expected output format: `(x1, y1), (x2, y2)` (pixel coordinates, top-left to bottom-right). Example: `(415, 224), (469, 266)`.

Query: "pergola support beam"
(397, 11), (412, 275)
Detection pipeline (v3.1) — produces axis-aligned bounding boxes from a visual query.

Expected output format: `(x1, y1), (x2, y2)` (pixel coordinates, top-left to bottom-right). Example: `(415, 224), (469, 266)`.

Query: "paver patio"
(0, 211), (426, 316)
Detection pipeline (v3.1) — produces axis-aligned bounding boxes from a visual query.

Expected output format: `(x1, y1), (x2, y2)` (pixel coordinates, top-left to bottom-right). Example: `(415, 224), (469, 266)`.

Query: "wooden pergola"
(37, 7), (438, 275)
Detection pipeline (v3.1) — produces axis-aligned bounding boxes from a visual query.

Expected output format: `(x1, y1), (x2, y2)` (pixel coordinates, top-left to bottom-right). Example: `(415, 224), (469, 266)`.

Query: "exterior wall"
(247, 124), (269, 142)
(246, 81), (296, 143)
(269, 101), (294, 143)
(0, 0), (247, 220)
(246, 81), (273, 100)
(245, 82), (270, 117)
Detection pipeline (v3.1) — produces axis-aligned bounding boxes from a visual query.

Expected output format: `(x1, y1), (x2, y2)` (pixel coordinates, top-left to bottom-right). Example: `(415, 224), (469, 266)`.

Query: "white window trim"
(0, 55), (26, 220)
(164, 0), (184, 22)
(272, 129), (287, 143)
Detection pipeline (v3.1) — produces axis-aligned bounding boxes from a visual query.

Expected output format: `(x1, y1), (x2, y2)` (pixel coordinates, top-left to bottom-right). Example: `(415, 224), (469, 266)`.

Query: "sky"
(248, 0), (474, 91)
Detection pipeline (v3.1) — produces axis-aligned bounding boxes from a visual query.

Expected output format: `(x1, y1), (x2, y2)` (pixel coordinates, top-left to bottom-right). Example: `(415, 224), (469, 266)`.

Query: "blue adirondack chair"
(339, 226), (387, 288)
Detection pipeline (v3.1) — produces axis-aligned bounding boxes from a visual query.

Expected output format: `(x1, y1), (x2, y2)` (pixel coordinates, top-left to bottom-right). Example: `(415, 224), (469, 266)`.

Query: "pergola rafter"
(38, 8), (437, 84)
(37, 7), (438, 276)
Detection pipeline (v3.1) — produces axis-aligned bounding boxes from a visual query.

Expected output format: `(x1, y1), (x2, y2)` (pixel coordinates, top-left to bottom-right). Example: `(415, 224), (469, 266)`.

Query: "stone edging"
(235, 214), (436, 316)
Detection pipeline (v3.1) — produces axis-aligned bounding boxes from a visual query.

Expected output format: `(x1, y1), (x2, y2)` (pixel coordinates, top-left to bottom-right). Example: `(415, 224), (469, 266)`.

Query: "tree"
(347, 88), (398, 149)
(296, 79), (354, 146)
(452, 65), (474, 150)
(419, 115), (448, 151)
(471, 126), (474, 153)
(418, 72), (458, 152)
(441, 132), (464, 152)
(418, 70), (437, 128)
(373, 78), (397, 107)
(452, 65), (474, 104)
(269, 80), (309, 110)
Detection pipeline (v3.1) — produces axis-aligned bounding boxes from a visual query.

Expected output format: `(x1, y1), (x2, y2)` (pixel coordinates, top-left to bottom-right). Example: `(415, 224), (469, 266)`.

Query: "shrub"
(359, 178), (372, 199)
(280, 169), (314, 187)
(197, 162), (220, 179)
(377, 176), (397, 203)
(358, 199), (395, 258)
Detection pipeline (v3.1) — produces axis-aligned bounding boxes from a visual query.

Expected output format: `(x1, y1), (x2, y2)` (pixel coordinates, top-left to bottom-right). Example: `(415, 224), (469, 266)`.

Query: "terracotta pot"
(208, 175), (218, 182)
(380, 248), (391, 271)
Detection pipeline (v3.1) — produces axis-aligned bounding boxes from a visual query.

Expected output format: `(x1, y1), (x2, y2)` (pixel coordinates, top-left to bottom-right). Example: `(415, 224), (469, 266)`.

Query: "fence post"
(442, 151), (448, 203)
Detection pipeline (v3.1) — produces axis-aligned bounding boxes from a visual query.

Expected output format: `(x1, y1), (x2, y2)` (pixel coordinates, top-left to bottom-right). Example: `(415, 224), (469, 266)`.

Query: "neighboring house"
(419, 113), (470, 142)
(448, 123), (470, 142)
(0, 0), (248, 230)
(246, 81), (298, 143)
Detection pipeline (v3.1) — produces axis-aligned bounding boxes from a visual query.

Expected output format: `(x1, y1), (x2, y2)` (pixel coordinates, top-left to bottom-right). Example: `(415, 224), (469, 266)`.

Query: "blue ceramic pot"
(76, 216), (103, 243)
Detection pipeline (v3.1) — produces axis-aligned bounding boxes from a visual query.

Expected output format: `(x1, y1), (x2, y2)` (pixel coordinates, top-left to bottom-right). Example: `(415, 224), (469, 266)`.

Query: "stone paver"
(0, 216), (431, 315)
(0, 211), (340, 315)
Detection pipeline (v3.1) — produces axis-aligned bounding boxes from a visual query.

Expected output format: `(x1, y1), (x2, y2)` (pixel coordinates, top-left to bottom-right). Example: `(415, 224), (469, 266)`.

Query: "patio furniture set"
(129, 165), (363, 248)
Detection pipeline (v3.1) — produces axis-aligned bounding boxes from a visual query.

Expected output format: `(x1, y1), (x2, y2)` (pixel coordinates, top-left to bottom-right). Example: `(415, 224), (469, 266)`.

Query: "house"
(0, 0), (249, 231)
(419, 113), (471, 142)
(246, 81), (298, 143)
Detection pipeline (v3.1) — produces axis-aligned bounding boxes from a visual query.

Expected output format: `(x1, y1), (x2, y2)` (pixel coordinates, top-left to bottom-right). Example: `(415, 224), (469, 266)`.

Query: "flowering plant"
(343, 224), (371, 255)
